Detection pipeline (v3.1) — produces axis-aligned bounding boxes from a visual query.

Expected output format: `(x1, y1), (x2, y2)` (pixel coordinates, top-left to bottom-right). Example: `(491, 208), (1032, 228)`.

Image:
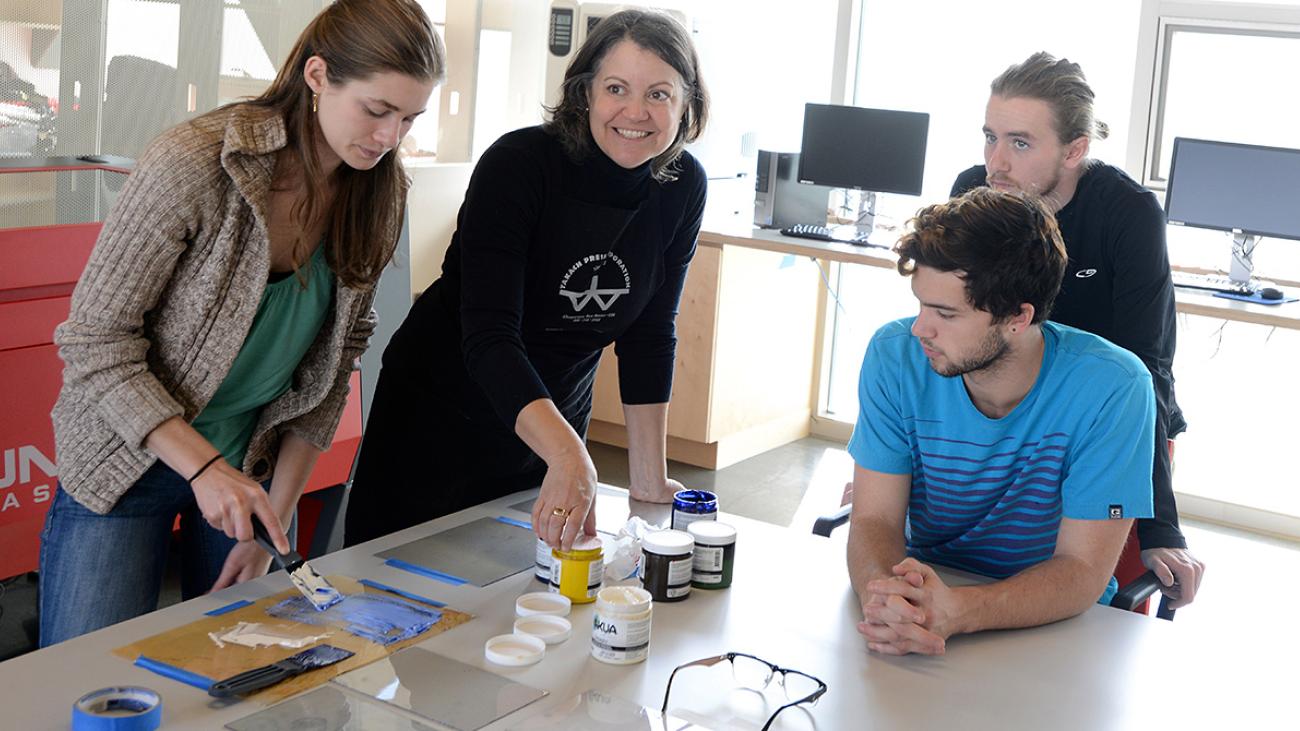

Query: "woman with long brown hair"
(39, 0), (443, 646)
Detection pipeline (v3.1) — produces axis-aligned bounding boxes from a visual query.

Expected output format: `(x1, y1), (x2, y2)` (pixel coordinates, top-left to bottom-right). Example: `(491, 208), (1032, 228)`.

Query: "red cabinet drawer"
(0, 294), (71, 351)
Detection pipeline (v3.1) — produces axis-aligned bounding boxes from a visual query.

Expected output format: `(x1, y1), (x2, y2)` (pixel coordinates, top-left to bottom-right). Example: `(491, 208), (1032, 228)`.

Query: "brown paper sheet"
(111, 576), (472, 704)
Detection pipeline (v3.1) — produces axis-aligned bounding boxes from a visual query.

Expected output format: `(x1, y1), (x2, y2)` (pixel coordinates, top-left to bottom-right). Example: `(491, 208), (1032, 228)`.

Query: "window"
(1138, 12), (1300, 187)
(1131, 1), (1300, 276)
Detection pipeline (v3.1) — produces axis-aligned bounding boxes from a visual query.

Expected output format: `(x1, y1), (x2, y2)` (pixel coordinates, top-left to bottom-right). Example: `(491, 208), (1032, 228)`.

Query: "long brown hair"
(544, 9), (709, 182)
(247, 0), (444, 288)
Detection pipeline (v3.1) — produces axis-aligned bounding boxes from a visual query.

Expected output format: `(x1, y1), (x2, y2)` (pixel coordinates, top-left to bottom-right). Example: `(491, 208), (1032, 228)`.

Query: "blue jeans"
(38, 461), (284, 647)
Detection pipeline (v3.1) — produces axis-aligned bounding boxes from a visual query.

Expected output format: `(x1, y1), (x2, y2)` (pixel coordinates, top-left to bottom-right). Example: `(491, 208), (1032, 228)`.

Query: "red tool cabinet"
(0, 158), (360, 578)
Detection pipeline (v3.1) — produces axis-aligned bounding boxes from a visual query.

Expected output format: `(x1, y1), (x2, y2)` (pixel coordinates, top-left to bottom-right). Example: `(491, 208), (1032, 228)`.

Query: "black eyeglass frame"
(660, 651), (828, 731)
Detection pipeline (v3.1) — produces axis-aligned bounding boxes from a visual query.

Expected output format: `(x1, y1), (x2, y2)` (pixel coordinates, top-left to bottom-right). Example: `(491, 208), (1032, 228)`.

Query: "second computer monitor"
(797, 103), (929, 195)
(1165, 137), (1300, 242)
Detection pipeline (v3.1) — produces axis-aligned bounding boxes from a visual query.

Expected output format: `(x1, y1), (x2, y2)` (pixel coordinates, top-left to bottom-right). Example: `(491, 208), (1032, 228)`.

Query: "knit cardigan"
(52, 104), (385, 514)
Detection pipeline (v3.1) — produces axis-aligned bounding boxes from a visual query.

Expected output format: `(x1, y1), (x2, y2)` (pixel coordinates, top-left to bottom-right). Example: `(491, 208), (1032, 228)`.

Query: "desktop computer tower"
(753, 150), (830, 228)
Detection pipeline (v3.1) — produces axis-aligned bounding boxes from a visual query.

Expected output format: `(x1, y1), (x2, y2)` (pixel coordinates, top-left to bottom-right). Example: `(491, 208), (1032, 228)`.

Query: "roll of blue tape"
(72, 686), (162, 731)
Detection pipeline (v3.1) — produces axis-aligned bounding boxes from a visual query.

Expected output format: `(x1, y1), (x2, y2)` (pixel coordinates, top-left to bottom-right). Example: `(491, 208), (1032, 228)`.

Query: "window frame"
(1127, 0), (1300, 190)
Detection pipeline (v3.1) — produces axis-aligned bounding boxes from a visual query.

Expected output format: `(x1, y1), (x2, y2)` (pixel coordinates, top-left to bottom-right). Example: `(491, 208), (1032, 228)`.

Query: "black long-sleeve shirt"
(952, 162), (1186, 549)
(437, 126), (707, 431)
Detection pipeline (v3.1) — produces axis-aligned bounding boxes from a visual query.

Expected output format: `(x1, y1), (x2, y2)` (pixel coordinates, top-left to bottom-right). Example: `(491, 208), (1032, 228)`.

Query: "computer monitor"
(797, 103), (929, 235)
(1165, 137), (1300, 283)
(797, 103), (929, 194)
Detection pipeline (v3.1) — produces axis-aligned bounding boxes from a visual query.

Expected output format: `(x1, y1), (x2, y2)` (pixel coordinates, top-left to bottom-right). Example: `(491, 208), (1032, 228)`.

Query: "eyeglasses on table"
(661, 651), (828, 731)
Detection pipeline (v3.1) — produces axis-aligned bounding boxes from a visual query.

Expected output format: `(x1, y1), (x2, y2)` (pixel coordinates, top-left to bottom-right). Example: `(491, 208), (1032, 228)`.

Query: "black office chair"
(812, 505), (1175, 620)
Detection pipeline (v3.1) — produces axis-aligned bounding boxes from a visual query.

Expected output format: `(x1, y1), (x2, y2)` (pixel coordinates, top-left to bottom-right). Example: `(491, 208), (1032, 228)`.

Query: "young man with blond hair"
(951, 52), (1203, 609)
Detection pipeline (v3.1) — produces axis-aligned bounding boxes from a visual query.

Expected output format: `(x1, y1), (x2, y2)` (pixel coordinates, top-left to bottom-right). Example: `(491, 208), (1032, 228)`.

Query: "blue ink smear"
(204, 599), (253, 616)
(135, 655), (214, 690)
(358, 578), (446, 607)
(383, 558), (469, 585)
(495, 515), (532, 530)
(266, 593), (443, 646)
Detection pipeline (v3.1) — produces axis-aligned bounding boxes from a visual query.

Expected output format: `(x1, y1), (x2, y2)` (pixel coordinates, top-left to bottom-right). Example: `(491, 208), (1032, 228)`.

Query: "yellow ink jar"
(549, 535), (604, 604)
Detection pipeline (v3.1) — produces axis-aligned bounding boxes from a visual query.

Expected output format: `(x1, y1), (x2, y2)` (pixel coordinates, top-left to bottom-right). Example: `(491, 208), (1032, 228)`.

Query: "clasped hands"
(859, 557), (961, 656)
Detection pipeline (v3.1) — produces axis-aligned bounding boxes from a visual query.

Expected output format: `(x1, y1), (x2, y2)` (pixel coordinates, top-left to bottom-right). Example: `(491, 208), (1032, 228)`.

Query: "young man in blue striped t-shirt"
(847, 188), (1155, 656)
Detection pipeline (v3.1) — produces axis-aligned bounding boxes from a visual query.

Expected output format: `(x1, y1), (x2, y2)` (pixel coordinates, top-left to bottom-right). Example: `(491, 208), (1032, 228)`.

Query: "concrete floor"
(4, 436), (1297, 661)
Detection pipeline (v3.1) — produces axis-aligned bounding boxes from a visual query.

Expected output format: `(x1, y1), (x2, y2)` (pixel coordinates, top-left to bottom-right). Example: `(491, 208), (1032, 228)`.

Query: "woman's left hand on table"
(629, 476), (684, 504)
(209, 540), (276, 593)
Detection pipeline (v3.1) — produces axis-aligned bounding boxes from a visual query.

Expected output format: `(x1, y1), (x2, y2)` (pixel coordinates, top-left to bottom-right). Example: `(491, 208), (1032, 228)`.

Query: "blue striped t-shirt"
(847, 319), (1155, 600)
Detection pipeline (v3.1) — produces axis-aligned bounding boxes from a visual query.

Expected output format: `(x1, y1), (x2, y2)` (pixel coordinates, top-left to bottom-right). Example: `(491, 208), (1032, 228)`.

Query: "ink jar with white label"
(671, 489), (718, 531)
(687, 521), (736, 589)
(550, 535), (604, 604)
(640, 530), (694, 602)
(534, 537), (552, 582)
(591, 586), (653, 665)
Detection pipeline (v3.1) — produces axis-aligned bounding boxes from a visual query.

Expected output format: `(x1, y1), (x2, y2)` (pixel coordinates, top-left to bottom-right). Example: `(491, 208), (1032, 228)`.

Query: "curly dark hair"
(543, 9), (708, 182)
(894, 188), (1067, 324)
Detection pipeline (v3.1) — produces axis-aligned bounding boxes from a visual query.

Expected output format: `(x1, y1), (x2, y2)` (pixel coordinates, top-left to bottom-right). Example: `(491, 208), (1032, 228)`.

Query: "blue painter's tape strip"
(384, 558), (469, 586)
(203, 599), (253, 616)
(134, 656), (214, 691)
(358, 578), (447, 607)
(495, 515), (532, 530)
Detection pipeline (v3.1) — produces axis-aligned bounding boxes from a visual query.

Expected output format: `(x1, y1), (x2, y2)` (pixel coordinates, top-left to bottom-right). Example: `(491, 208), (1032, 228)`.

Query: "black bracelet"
(188, 454), (224, 485)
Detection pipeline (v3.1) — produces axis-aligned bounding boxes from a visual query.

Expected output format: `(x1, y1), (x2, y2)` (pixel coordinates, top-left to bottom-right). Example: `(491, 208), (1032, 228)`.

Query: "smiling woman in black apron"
(345, 10), (709, 550)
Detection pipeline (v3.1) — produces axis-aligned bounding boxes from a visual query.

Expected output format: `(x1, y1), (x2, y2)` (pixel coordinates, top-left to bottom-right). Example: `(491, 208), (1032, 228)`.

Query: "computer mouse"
(1260, 287), (1284, 300)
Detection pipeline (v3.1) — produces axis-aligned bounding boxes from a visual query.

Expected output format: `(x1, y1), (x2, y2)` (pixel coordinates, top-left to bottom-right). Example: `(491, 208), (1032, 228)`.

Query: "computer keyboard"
(779, 223), (871, 245)
(1171, 271), (1256, 295)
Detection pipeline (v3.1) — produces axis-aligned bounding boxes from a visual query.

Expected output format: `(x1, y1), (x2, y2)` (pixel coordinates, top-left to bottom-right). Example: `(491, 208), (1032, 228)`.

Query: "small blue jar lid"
(672, 489), (718, 514)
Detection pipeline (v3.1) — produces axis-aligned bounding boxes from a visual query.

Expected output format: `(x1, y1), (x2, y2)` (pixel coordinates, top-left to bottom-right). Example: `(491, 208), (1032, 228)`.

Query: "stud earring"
(312, 93), (319, 114)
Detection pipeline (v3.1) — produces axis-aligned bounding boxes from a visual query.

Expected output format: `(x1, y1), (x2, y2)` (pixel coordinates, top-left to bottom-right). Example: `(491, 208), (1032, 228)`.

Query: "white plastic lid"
(516, 591), (572, 617)
(513, 614), (572, 645)
(687, 521), (737, 546)
(642, 529), (694, 556)
(485, 633), (545, 666)
(569, 535), (603, 552)
(595, 585), (653, 614)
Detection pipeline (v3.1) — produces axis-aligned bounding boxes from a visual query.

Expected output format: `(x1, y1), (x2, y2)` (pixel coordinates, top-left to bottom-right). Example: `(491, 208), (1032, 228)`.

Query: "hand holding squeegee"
(250, 515), (343, 611)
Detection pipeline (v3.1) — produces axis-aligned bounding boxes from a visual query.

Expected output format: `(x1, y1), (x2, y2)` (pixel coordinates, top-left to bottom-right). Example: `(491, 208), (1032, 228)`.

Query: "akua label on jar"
(535, 538), (553, 579)
(581, 556), (603, 598)
(591, 611), (651, 663)
(693, 545), (724, 572)
(672, 509), (715, 531)
(667, 557), (693, 586)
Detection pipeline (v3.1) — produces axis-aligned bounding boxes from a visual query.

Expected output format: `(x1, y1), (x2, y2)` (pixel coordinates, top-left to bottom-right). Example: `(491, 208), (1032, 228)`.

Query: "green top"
(193, 245), (334, 469)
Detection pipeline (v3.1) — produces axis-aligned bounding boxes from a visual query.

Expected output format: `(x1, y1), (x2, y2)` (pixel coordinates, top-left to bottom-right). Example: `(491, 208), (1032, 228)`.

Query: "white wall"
(856, 0), (1144, 211)
(687, 0), (843, 178)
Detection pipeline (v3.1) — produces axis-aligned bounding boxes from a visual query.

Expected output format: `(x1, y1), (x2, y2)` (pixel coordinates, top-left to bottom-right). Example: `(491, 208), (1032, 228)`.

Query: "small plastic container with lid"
(688, 521), (737, 589)
(515, 591), (571, 617)
(671, 489), (718, 531)
(485, 633), (546, 667)
(549, 535), (604, 604)
(513, 614), (572, 645)
(591, 585), (653, 665)
(639, 529), (694, 602)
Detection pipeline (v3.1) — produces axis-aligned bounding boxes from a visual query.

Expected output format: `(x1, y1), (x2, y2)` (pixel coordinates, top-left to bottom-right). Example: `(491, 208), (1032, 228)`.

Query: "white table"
(0, 486), (1289, 729)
